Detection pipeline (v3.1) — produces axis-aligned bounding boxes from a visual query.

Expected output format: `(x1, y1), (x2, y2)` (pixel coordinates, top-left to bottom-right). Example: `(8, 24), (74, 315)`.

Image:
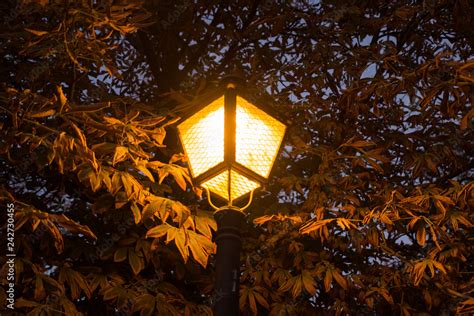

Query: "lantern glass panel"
(177, 97), (225, 178)
(235, 96), (286, 178)
(201, 169), (259, 201)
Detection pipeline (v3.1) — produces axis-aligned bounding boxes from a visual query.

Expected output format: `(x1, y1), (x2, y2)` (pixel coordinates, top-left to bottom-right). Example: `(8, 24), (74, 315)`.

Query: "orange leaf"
(25, 28), (48, 36)
(187, 230), (211, 267)
(174, 228), (189, 262)
(113, 146), (128, 166)
(300, 219), (334, 235)
(130, 202), (141, 224)
(254, 291), (270, 310)
(29, 109), (56, 118)
(416, 226), (426, 246)
(114, 247), (128, 262)
(301, 270), (316, 295)
(195, 210), (216, 238)
(332, 269), (348, 290)
(136, 163), (154, 182)
(146, 224), (170, 238)
(324, 269), (332, 292)
(248, 290), (257, 315)
(128, 249), (143, 275)
(344, 139), (376, 148)
(57, 85), (67, 111)
(278, 277), (295, 293)
(291, 277), (303, 298)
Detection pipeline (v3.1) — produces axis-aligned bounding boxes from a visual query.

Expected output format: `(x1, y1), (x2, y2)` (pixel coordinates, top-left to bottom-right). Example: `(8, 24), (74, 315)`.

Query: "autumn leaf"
(170, 200), (191, 226)
(332, 269), (348, 290)
(59, 266), (91, 300)
(103, 116), (125, 126)
(253, 288), (270, 310)
(239, 287), (257, 315)
(301, 270), (316, 295)
(114, 247), (128, 262)
(111, 172), (122, 194)
(300, 218), (334, 234)
(253, 215), (276, 225)
(291, 276), (303, 298)
(25, 28), (48, 36)
(165, 226), (178, 244)
(278, 276), (296, 293)
(341, 137), (376, 148)
(174, 228), (189, 263)
(70, 122), (87, 147)
(147, 160), (165, 169)
(324, 268), (332, 292)
(143, 197), (168, 220)
(135, 294), (156, 315)
(158, 164), (190, 191)
(41, 220), (64, 253)
(28, 109), (56, 118)
(194, 210), (216, 238)
(101, 286), (124, 301)
(416, 226), (426, 246)
(457, 297), (474, 314)
(128, 249), (144, 275)
(113, 146), (129, 165)
(146, 224), (171, 238)
(136, 161), (155, 182)
(411, 258), (447, 286)
(130, 202), (142, 224)
(15, 298), (39, 308)
(34, 276), (45, 300)
(57, 85), (67, 112)
(336, 218), (358, 230)
(120, 172), (141, 198)
(52, 214), (97, 240)
(187, 230), (211, 267)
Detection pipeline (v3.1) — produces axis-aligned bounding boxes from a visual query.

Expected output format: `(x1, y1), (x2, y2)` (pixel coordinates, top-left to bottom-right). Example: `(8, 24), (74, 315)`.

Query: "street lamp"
(177, 78), (286, 315)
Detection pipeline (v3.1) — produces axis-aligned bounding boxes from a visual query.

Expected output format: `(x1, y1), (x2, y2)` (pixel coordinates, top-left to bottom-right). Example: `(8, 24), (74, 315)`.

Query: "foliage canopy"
(0, 0), (473, 315)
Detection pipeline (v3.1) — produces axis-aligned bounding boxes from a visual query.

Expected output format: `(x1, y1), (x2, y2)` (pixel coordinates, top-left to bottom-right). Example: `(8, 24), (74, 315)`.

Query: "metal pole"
(213, 208), (244, 316)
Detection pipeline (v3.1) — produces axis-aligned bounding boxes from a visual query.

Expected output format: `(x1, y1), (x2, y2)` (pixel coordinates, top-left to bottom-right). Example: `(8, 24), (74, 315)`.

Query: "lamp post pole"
(213, 207), (245, 315)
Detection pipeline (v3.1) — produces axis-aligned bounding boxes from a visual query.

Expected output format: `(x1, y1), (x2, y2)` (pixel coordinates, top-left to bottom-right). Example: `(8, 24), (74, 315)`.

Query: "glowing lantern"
(177, 81), (286, 204)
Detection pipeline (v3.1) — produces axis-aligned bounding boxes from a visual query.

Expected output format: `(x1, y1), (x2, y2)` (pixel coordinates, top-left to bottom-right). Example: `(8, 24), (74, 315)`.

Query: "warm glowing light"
(236, 96), (286, 178)
(201, 169), (260, 201)
(177, 90), (286, 203)
(177, 97), (225, 178)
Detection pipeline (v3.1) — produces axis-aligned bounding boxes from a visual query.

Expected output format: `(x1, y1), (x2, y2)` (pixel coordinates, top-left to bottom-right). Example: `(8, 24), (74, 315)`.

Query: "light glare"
(177, 97), (225, 178)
